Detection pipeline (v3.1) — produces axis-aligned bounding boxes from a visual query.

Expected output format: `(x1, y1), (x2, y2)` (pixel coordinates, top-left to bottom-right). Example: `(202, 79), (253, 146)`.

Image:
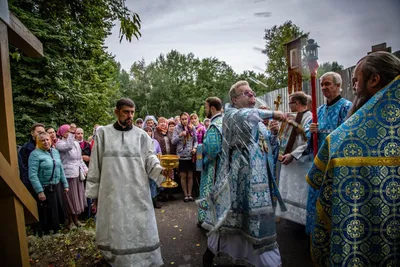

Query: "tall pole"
(309, 61), (319, 157)
(306, 38), (320, 157)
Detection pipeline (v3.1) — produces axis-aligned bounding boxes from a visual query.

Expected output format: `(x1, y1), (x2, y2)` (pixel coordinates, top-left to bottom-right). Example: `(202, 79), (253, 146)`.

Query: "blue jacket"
(28, 148), (69, 194)
(18, 137), (37, 187)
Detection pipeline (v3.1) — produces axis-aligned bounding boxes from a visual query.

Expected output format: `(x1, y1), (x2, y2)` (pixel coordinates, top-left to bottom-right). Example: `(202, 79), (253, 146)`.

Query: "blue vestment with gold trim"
(306, 76), (400, 266)
(306, 97), (352, 234)
(197, 114), (223, 224)
(201, 104), (286, 253)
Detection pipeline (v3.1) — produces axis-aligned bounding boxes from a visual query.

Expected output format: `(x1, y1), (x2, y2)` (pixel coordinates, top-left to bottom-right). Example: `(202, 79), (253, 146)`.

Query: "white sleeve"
(85, 130), (104, 199)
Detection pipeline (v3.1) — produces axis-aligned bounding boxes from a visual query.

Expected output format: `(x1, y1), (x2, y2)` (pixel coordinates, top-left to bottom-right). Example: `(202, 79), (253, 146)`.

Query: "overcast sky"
(105, 0), (400, 74)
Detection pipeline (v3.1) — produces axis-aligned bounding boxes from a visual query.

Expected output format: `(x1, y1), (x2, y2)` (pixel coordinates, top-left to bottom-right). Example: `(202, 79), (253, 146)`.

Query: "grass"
(28, 219), (109, 267)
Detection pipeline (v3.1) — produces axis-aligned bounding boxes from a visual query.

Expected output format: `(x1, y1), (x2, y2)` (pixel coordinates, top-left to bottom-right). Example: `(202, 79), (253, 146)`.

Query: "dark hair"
(144, 126), (153, 132)
(30, 123), (45, 133)
(116, 98), (135, 110)
(206, 97), (223, 111)
(358, 51), (400, 89)
(180, 112), (189, 119)
(290, 91), (308, 106)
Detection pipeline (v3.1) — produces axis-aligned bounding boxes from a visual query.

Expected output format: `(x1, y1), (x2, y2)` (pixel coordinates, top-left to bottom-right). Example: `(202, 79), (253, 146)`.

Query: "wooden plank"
(0, 21), (38, 223)
(0, 196), (31, 267)
(0, 155), (38, 223)
(7, 12), (43, 57)
(0, 21), (12, 164)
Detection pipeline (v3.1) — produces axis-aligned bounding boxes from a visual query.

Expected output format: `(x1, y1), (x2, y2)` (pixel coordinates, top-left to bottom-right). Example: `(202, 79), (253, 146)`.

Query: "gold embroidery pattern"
(309, 76), (400, 266)
(329, 157), (400, 169)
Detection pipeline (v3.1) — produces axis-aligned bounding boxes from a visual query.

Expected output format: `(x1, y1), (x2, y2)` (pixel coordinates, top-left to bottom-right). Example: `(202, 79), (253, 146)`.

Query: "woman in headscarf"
(56, 124), (88, 229)
(75, 128), (91, 167)
(153, 117), (172, 156)
(153, 117), (177, 201)
(143, 115), (158, 130)
(189, 113), (206, 197)
(144, 126), (162, 208)
(135, 118), (144, 128)
(168, 119), (176, 144)
(172, 112), (198, 202)
(46, 127), (59, 148)
(28, 132), (69, 235)
(75, 127), (93, 219)
(190, 113), (206, 144)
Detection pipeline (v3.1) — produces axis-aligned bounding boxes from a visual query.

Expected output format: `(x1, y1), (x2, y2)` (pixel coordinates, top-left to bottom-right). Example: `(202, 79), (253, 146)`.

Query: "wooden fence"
(257, 66), (356, 112)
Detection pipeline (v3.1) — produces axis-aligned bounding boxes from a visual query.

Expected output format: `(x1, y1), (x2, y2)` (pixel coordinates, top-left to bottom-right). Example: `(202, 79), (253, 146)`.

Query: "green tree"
(126, 50), (240, 119)
(263, 21), (308, 90)
(317, 61), (344, 77)
(198, 106), (205, 122)
(9, 0), (141, 143)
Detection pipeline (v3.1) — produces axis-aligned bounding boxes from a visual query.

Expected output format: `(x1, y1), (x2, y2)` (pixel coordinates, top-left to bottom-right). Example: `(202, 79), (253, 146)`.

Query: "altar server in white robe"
(276, 92), (313, 225)
(86, 98), (169, 267)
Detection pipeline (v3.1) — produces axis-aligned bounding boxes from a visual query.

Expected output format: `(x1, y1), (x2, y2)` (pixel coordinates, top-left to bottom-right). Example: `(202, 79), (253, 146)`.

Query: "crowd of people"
(18, 123), (93, 234)
(18, 51), (400, 267)
(17, 105), (209, 235)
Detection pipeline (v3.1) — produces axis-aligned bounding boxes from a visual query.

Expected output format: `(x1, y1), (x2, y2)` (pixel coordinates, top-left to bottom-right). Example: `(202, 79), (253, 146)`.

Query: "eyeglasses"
(239, 91), (256, 97)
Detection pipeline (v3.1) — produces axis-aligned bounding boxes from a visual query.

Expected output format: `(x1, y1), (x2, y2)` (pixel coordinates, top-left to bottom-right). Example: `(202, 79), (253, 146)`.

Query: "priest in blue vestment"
(306, 72), (352, 235)
(202, 81), (287, 267)
(197, 97), (223, 227)
(307, 52), (400, 266)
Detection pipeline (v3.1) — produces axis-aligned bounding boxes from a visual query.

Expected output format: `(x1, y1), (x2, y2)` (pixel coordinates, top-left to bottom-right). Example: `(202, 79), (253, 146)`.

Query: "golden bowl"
(160, 154), (179, 188)
(160, 155), (180, 169)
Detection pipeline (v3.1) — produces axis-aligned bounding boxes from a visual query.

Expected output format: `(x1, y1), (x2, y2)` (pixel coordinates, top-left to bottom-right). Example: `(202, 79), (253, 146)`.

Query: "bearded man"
(86, 98), (170, 267)
(307, 51), (400, 266)
(197, 97), (223, 228)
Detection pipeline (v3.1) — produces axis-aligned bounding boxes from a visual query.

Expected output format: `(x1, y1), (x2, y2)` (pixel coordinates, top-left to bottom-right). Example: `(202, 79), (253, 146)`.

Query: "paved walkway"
(155, 195), (313, 267)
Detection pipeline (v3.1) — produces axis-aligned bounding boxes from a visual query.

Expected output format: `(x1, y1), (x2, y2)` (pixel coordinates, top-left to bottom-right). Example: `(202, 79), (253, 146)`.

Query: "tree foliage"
(263, 21), (346, 90)
(120, 50), (270, 119)
(317, 61), (344, 77)
(263, 21), (308, 90)
(9, 0), (141, 143)
(10, 0), (285, 142)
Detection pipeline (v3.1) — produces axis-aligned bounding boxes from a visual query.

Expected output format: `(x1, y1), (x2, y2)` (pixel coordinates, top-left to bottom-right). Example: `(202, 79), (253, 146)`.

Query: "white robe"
(86, 124), (165, 267)
(208, 233), (282, 267)
(276, 111), (313, 225)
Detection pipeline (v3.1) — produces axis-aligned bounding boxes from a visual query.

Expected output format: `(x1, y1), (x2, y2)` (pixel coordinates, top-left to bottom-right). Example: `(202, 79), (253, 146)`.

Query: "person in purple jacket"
(189, 113), (206, 197)
(190, 113), (206, 144)
(144, 126), (163, 209)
